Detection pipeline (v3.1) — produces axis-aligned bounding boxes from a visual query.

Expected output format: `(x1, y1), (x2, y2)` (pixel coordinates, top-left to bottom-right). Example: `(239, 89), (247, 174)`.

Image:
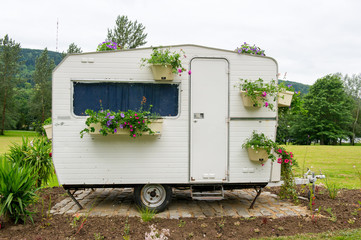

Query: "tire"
(134, 184), (172, 212)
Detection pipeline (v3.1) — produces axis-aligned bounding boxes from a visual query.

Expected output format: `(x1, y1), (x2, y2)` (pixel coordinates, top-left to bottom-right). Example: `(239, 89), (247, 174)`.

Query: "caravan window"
(73, 82), (179, 117)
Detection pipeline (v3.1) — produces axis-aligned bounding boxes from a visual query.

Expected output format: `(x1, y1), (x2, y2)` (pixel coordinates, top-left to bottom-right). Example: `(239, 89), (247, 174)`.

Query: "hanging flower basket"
(88, 119), (163, 136)
(150, 64), (174, 81)
(240, 91), (262, 108)
(278, 91), (294, 107)
(43, 124), (53, 140)
(247, 148), (269, 162)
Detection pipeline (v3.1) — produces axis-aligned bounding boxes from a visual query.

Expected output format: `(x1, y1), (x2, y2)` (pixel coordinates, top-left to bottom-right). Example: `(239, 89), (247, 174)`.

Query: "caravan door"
(190, 58), (229, 182)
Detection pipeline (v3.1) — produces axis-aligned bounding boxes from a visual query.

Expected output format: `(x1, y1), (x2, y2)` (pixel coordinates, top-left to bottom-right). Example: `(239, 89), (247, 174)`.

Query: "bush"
(6, 137), (53, 187)
(0, 157), (38, 223)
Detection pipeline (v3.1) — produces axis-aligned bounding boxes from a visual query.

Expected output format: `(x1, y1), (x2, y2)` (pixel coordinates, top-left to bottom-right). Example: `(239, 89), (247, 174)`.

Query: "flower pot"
(240, 91), (262, 108)
(89, 119), (163, 136)
(43, 124), (52, 140)
(278, 91), (294, 107)
(247, 148), (269, 162)
(150, 64), (174, 81)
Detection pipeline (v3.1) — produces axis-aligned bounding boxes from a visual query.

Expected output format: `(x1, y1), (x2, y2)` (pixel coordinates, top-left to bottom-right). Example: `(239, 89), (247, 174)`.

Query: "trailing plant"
(80, 108), (157, 138)
(238, 78), (278, 110)
(0, 158), (39, 223)
(141, 47), (190, 75)
(6, 137), (53, 187)
(236, 42), (265, 56)
(96, 40), (122, 51)
(242, 131), (277, 162)
(276, 147), (298, 203)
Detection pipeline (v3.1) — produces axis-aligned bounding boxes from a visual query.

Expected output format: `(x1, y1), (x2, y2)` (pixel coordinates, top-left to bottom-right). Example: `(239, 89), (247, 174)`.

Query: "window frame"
(70, 79), (182, 119)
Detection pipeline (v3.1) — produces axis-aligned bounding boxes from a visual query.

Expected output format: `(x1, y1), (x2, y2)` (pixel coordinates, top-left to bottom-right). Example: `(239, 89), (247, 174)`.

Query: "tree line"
(277, 74), (361, 145)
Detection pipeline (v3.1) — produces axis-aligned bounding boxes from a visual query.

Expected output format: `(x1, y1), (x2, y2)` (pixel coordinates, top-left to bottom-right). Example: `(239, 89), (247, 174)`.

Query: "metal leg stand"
(249, 187), (262, 209)
(67, 190), (83, 210)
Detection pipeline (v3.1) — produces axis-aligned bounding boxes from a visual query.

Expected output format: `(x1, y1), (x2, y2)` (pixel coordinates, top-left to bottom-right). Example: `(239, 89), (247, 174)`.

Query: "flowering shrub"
(96, 40), (122, 51)
(80, 105), (159, 138)
(236, 42), (265, 56)
(141, 48), (191, 75)
(277, 147), (298, 202)
(242, 131), (277, 162)
(238, 78), (278, 110)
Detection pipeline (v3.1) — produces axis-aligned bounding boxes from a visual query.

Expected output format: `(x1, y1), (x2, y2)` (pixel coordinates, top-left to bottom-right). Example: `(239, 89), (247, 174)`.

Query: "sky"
(1, 0), (361, 85)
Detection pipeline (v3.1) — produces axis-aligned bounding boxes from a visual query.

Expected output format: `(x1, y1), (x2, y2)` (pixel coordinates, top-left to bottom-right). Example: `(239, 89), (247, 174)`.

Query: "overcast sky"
(1, 0), (361, 85)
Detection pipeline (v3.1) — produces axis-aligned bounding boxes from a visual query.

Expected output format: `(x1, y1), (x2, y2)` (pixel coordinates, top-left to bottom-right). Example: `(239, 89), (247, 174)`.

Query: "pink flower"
(261, 163), (264, 166)
(136, 117), (139, 119)
(134, 114), (137, 116)
(265, 102), (269, 107)
(278, 149), (282, 154)
(133, 134), (136, 137)
(138, 121), (140, 124)
(130, 129), (133, 132)
(284, 159), (289, 163)
(277, 158), (282, 164)
(262, 91), (267, 97)
(188, 70), (192, 75)
(178, 68), (182, 73)
(142, 120), (145, 123)
(130, 125), (133, 128)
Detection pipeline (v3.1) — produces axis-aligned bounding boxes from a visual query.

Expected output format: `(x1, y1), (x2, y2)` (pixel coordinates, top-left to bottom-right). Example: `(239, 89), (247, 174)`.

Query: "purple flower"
(178, 68), (182, 73)
(262, 91), (267, 97)
(287, 84), (292, 88)
(265, 102), (269, 107)
(114, 129), (117, 133)
(109, 116), (115, 120)
(120, 124), (124, 129)
(188, 70), (192, 75)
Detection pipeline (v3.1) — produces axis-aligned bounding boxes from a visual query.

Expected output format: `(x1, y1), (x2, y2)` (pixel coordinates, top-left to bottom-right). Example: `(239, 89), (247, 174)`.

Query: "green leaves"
(0, 157), (38, 223)
(242, 131), (277, 161)
(141, 48), (186, 74)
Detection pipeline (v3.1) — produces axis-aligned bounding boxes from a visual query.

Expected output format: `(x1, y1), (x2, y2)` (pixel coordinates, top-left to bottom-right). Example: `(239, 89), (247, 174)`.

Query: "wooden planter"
(278, 91), (294, 107)
(240, 91), (262, 108)
(247, 148), (269, 162)
(150, 64), (174, 81)
(89, 119), (163, 136)
(43, 124), (52, 140)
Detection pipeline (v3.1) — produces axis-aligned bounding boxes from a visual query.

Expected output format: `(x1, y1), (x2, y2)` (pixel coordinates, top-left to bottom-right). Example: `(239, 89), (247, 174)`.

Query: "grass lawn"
(282, 145), (361, 189)
(0, 130), (39, 154)
(254, 228), (361, 239)
(0, 130), (59, 187)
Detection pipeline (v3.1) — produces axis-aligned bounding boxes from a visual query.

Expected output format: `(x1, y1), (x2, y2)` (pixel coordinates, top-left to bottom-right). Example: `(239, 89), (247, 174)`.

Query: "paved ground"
(50, 188), (309, 219)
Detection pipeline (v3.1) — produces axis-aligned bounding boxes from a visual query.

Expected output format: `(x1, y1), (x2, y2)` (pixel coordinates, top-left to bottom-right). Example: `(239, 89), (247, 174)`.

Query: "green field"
(283, 145), (361, 189)
(254, 228), (361, 240)
(0, 130), (59, 187)
(0, 130), (39, 154)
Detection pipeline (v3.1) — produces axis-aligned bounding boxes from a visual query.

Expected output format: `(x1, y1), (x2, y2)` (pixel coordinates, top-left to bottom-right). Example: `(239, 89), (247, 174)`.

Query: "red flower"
(49, 152), (52, 157)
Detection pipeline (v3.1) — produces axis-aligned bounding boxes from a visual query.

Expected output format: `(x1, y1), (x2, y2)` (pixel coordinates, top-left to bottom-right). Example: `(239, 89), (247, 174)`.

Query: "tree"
(107, 15), (147, 49)
(61, 42), (82, 58)
(31, 48), (54, 123)
(292, 74), (353, 145)
(0, 34), (22, 135)
(343, 73), (361, 145)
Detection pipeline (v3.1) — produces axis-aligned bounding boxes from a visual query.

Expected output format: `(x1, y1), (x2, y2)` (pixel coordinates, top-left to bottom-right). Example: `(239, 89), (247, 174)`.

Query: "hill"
(19, 48), (62, 84)
(278, 79), (310, 95)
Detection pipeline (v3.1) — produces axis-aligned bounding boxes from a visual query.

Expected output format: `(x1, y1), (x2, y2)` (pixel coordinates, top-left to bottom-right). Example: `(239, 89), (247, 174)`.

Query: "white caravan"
(52, 45), (280, 211)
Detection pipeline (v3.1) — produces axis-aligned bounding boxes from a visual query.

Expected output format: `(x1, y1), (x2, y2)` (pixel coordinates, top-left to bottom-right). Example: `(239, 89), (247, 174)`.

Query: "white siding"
(52, 45), (279, 185)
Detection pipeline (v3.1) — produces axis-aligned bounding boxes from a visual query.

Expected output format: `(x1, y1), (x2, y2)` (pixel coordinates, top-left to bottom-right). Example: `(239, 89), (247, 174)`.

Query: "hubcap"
(140, 184), (166, 208)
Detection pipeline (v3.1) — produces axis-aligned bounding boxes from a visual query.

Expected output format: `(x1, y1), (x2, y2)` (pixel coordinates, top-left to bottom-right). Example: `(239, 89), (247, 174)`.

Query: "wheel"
(134, 184), (172, 212)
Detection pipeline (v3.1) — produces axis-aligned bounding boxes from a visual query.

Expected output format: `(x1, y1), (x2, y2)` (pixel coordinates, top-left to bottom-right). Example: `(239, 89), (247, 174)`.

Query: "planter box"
(240, 91), (262, 108)
(247, 148), (269, 162)
(43, 124), (52, 140)
(89, 119), (163, 136)
(150, 64), (174, 81)
(278, 91), (294, 107)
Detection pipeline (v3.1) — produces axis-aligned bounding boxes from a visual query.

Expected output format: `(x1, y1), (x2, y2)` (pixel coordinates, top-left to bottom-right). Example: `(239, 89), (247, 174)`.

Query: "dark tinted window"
(73, 82), (179, 116)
